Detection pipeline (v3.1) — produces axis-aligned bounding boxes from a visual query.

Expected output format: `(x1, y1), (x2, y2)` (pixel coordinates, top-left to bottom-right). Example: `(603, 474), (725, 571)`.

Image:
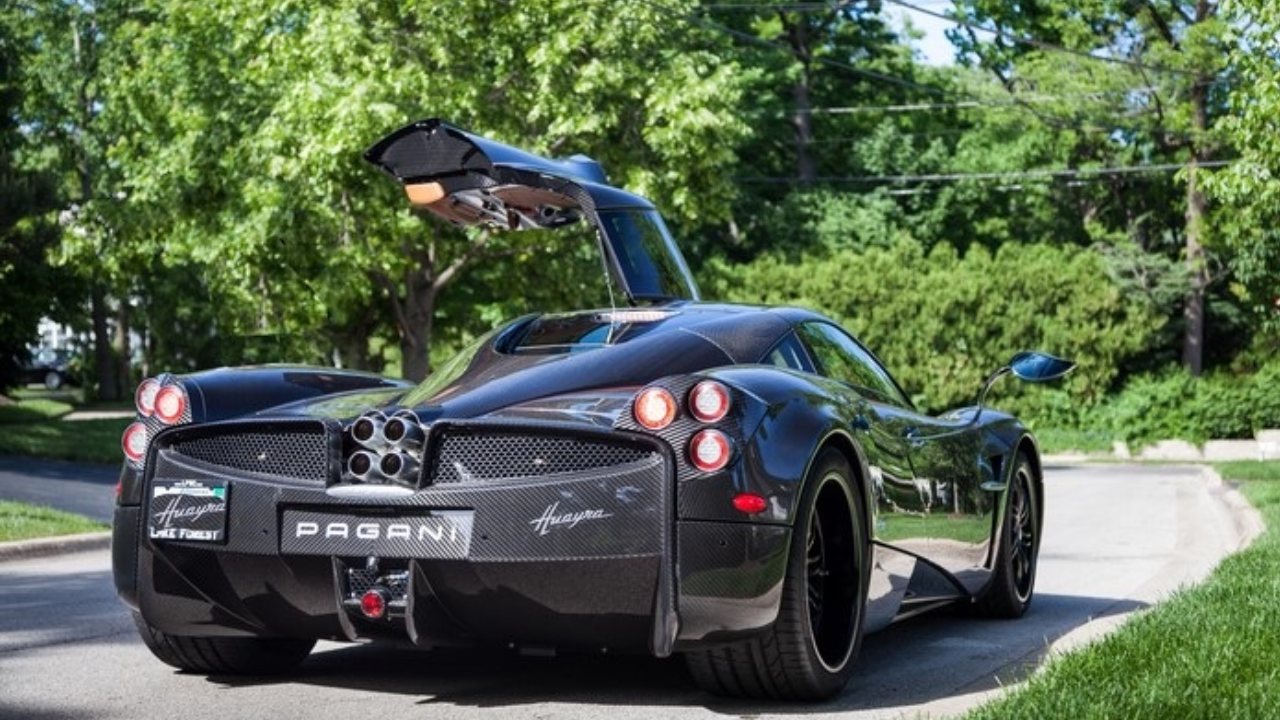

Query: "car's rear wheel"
(685, 448), (869, 700)
(132, 612), (314, 675)
(974, 453), (1040, 618)
(43, 371), (63, 390)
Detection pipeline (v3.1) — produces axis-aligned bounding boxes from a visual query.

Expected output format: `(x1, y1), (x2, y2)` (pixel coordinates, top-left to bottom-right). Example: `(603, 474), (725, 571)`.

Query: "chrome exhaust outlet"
(379, 451), (421, 483)
(382, 411), (425, 450)
(350, 411), (389, 450)
(347, 450), (383, 482)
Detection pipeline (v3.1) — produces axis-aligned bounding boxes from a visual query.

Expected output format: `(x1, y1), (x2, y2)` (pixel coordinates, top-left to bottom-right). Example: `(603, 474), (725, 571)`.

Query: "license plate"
(148, 479), (229, 543)
(280, 510), (473, 559)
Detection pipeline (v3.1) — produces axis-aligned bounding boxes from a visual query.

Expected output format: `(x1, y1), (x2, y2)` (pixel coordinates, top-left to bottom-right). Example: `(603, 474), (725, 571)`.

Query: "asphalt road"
(0, 455), (117, 522)
(0, 463), (1254, 720)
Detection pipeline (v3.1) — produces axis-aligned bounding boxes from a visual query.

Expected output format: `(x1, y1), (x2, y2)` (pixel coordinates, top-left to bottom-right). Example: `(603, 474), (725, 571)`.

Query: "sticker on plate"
(148, 479), (229, 542)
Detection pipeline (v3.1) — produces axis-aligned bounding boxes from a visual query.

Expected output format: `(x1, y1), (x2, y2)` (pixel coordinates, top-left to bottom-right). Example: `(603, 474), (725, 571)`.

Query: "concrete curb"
(0, 531), (111, 563)
(1042, 463), (1265, 661)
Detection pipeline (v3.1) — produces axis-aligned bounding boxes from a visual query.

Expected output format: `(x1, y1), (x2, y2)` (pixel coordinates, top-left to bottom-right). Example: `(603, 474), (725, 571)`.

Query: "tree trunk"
(400, 305), (433, 382)
(1182, 78), (1211, 377)
(91, 285), (119, 401)
(113, 299), (131, 394)
(788, 21), (816, 185)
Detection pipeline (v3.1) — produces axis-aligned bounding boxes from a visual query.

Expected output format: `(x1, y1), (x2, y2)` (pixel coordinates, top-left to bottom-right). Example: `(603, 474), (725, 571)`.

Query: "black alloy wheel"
(685, 448), (868, 700)
(974, 453), (1040, 618)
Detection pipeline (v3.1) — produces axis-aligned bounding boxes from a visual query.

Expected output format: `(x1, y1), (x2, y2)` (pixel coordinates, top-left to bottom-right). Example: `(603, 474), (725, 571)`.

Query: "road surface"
(0, 464), (1255, 720)
(0, 455), (117, 522)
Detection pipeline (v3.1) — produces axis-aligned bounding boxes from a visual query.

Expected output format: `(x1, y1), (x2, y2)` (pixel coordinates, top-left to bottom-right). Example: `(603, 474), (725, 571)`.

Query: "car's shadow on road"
(208, 592), (1147, 714)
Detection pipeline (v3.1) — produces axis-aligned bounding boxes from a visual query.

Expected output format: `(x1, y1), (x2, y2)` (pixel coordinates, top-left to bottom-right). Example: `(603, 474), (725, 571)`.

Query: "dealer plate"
(148, 479), (229, 543)
(280, 509), (473, 559)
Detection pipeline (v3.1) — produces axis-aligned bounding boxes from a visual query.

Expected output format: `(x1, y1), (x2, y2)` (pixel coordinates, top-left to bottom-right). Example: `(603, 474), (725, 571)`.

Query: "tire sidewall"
(788, 448), (869, 693)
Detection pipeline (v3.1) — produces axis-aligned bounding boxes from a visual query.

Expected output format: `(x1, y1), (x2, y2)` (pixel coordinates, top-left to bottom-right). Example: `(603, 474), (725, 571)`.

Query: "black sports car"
(112, 120), (1073, 700)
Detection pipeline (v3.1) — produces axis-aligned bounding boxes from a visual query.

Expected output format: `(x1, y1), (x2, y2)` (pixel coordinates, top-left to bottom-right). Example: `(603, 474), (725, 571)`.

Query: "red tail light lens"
(135, 378), (161, 417)
(154, 385), (187, 424)
(121, 422), (148, 462)
(732, 492), (768, 514)
(634, 387), (677, 430)
(689, 380), (730, 423)
(689, 429), (731, 472)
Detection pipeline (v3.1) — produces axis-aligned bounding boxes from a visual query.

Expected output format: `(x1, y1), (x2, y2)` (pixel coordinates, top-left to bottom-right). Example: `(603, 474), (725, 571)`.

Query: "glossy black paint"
(116, 123), (1053, 667)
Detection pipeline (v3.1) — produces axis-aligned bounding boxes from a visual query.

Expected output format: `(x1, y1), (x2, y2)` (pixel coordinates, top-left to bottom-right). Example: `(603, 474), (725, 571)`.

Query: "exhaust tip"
(348, 450), (378, 480)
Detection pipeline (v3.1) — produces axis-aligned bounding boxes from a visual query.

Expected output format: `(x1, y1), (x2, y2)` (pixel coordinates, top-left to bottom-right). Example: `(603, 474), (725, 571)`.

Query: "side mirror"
(971, 351), (1075, 421)
(1008, 351), (1076, 383)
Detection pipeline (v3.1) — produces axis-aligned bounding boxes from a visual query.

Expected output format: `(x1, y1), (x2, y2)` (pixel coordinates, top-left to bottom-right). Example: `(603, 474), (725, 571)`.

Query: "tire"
(132, 612), (314, 675)
(974, 453), (1040, 618)
(685, 448), (869, 700)
(43, 371), (63, 390)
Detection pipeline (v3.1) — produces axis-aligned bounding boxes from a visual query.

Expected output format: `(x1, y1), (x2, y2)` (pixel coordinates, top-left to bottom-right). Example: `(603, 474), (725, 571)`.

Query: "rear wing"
(364, 119), (699, 303)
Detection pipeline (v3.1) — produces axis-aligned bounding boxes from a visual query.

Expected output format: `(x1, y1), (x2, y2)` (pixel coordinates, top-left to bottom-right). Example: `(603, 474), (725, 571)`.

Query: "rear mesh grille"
(169, 431), (328, 483)
(430, 431), (656, 484)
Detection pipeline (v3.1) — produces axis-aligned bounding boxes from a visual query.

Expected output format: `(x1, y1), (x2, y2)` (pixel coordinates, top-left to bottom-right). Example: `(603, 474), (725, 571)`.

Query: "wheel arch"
(1016, 433), (1045, 530)
(811, 429), (876, 546)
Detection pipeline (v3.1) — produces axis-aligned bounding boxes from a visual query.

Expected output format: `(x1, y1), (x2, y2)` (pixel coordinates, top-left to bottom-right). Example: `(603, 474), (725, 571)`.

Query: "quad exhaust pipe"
(347, 409), (427, 484)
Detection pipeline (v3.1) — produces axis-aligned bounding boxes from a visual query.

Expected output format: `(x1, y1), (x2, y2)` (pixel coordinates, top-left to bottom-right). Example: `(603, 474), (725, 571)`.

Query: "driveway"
(0, 463), (1254, 720)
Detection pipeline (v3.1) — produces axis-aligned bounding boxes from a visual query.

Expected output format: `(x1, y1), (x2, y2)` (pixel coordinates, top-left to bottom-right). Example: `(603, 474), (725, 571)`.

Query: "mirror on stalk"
(1008, 351), (1076, 383)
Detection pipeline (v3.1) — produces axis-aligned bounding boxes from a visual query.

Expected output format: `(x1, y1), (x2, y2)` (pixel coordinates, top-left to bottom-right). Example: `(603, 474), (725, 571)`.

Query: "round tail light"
(689, 429), (732, 472)
(689, 380), (730, 423)
(135, 378), (161, 417)
(121, 422), (148, 462)
(153, 385), (187, 424)
(634, 387), (677, 430)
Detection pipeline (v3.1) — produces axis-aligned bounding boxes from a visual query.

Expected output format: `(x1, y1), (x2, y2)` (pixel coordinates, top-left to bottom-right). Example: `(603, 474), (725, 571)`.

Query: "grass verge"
(0, 397), (76, 424)
(0, 500), (106, 542)
(0, 418), (128, 464)
(965, 460), (1280, 719)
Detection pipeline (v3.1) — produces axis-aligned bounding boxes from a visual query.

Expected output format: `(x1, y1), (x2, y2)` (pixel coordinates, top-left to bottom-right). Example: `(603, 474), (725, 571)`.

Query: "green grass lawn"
(0, 391), (129, 464)
(0, 418), (128, 464)
(965, 460), (1280, 720)
(0, 500), (107, 542)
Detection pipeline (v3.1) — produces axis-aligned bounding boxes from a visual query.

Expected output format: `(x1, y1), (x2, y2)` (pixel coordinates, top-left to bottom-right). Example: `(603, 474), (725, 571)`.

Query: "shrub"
(704, 240), (1164, 414)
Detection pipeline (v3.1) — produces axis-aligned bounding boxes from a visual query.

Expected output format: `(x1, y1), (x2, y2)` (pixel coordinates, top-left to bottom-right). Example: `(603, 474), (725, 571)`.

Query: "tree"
(0, 4), (74, 393)
(947, 0), (1234, 375)
(1203, 0), (1280, 337)
(104, 0), (757, 381)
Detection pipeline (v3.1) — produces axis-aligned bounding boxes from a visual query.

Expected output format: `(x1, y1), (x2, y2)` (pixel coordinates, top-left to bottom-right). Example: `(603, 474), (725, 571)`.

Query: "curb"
(1042, 463), (1265, 661)
(0, 531), (111, 563)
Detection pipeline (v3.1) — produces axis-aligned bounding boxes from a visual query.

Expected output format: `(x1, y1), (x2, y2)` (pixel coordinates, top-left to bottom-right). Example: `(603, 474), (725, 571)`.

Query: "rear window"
(508, 310), (675, 354)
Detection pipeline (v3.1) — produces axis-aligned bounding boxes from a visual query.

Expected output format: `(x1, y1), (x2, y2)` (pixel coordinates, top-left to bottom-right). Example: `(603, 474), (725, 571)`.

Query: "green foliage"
(0, 417), (129, 465)
(965, 462), (1280, 720)
(706, 240), (1162, 413)
(0, 397), (74, 424)
(0, 501), (106, 542)
(1202, 0), (1280, 332)
(1090, 363), (1280, 447)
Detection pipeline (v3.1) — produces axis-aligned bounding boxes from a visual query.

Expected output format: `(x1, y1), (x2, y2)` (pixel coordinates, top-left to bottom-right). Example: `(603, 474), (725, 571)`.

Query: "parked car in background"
(22, 348), (75, 390)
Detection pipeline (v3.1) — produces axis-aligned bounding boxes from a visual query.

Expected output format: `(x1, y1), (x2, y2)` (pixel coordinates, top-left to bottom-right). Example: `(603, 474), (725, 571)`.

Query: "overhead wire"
(736, 159), (1235, 185)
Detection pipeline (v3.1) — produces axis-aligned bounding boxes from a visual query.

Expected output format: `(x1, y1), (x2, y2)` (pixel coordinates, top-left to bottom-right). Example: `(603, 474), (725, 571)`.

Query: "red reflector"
(732, 492), (768, 514)
(634, 387), (677, 430)
(114, 480), (123, 499)
(689, 380), (730, 423)
(689, 429), (731, 472)
(360, 589), (387, 619)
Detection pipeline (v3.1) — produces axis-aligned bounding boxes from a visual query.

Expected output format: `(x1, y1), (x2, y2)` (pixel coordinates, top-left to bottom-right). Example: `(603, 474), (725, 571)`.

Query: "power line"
(882, 0), (1199, 77)
(736, 159), (1234, 184)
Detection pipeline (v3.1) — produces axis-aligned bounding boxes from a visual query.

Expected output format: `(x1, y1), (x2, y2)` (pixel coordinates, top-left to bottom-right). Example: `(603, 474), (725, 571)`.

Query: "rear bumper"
(112, 428), (790, 655)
